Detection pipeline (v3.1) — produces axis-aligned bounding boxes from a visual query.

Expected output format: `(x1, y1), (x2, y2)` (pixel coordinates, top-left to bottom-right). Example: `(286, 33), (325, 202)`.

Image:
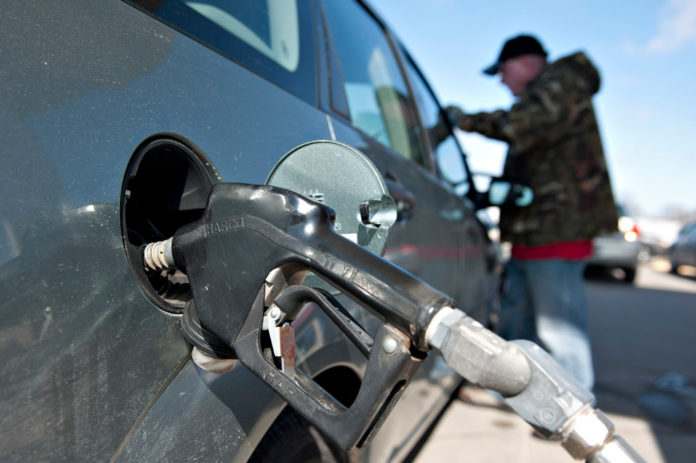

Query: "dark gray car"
(670, 221), (696, 274)
(1, 1), (508, 461)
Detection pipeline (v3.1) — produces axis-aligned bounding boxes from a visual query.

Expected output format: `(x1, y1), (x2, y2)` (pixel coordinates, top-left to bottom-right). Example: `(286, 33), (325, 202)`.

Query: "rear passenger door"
(320, 0), (488, 318)
(398, 49), (492, 321)
(319, 1), (488, 459)
(322, 0), (455, 299)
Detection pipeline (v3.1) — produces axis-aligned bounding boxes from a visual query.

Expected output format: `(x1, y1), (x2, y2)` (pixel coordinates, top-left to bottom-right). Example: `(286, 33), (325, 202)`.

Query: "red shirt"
(511, 240), (593, 261)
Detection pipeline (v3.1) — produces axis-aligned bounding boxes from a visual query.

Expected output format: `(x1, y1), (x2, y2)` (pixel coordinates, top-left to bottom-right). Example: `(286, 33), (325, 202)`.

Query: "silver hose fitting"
(588, 434), (647, 463)
(562, 407), (613, 459)
(426, 308), (531, 396)
(561, 407), (646, 462)
(143, 238), (175, 271)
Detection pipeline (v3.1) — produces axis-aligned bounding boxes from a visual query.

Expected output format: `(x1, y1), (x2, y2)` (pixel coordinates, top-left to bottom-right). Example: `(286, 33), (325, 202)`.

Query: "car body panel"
(588, 207), (644, 282)
(591, 233), (643, 268)
(114, 361), (279, 462)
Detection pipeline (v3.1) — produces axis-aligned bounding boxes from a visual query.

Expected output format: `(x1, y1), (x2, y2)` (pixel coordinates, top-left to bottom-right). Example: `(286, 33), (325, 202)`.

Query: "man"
(446, 35), (617, 390)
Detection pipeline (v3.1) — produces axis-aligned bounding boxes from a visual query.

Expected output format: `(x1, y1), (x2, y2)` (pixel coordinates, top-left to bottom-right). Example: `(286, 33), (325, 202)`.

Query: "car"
(586, 205), (645, 283)
(669, 221), (696, 274)
(0, 1), (525, 461)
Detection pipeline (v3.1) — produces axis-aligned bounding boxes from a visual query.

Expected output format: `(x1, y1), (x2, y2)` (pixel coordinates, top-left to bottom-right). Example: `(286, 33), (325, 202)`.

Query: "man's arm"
(449, 81), (578, 153)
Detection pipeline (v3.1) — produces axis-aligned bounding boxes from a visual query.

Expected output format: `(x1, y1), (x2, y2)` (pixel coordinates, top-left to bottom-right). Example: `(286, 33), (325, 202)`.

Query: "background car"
(669, 221), (696, 274)
(587, 205), (646, 283)
(0, 1), (513, 461)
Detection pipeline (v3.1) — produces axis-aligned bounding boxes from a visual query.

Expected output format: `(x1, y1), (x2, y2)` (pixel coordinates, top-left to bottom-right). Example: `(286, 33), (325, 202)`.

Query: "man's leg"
(524, 259), (594, 391)
(497, 258), (537, 341)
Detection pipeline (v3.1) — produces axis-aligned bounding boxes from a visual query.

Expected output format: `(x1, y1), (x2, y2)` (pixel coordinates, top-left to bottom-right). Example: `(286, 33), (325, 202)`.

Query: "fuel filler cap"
(266, 140), (396, 256)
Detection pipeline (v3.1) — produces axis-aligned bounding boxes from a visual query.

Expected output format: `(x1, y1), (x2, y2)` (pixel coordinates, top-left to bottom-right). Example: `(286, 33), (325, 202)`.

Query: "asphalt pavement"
(413, 257), (696, 462)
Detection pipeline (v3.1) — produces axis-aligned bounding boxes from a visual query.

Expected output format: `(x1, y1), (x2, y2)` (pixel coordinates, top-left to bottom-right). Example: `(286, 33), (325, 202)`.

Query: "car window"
(321, 0), (427, 166)
(686, 223), (696, 240)
(125, 0), (316, 104)
(401, 51), (470, 194)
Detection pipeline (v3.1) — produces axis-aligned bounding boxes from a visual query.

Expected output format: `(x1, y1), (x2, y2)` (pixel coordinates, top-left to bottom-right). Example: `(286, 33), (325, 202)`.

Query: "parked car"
(0, 1), (521, 461)
(587, 205), (645, 283)
(669, 221), (696, 274)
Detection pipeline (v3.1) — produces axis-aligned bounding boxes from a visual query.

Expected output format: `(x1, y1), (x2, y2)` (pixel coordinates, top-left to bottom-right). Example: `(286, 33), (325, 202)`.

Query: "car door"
(397, 47), (494, 323)
(685, 225), (696, 266)
(318, 1), (490, 459)
(320, 0), (478, 306)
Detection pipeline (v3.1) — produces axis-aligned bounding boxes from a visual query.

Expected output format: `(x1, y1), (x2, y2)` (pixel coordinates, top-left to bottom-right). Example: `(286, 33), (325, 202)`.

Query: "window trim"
(320, 0), (432, 169)
(316, 0), (351, 120)
(397, 45), (478, 195)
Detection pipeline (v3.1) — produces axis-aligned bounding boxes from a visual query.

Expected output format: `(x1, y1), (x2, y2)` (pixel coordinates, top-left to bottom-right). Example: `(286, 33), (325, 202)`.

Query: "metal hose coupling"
(425, 307), (531, 396)
(142, 237), (175, 271)
(562, 407), (646, 462)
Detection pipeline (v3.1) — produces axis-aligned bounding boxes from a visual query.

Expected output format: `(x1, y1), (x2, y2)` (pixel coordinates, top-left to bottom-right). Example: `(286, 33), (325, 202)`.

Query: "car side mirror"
(486, 178), (534, 208)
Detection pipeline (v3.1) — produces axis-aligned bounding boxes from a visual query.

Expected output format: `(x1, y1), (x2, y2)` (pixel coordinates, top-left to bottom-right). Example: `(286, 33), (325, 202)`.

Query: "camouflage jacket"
(458, 52), (617, 247)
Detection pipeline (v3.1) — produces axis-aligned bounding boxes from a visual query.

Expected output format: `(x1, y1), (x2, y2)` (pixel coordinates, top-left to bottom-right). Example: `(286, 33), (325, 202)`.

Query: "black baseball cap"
(483, 35), (548, 75)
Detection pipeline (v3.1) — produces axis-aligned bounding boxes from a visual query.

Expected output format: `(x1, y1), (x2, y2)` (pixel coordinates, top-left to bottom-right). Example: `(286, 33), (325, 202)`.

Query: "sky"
(369, 0), (696, 218)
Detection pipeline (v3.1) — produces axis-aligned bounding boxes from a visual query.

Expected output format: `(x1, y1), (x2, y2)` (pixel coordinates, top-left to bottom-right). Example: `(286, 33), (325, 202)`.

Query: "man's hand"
(430, 105), (462, 145)
(430, 105), (474, 146)
(430, 114), (451, 146)
(444, 105), (473, 131)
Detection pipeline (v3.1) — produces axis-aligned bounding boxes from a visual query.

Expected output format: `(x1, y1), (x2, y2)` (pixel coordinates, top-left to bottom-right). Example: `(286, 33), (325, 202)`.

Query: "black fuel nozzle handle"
(151, 182), (452, 449)
(171, 182), (452, 352)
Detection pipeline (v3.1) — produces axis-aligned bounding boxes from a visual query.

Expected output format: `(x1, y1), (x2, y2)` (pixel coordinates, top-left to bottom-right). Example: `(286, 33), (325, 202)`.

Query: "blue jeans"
(497, 258), (594, 391)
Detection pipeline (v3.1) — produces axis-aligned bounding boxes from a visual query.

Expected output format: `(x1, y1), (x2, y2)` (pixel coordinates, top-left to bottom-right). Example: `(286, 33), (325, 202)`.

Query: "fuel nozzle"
(142, 238), (175, 272)
(140, 182), (645, 461)
(138, 182), (447, 450)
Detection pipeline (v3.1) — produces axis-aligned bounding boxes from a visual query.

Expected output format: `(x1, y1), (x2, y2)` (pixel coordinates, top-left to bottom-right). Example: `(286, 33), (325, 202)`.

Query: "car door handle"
(385, 178), (415, 222)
